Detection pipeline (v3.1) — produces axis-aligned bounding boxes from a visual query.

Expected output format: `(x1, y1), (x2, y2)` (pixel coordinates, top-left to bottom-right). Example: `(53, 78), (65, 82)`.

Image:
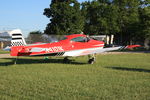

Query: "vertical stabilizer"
(10, 29), (26, 46)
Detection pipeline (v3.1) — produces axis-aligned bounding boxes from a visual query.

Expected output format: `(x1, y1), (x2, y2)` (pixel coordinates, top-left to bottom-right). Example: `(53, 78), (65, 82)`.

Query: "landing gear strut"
(88, 54), (96, 64)
(14, 56), (18, 64)
(63, 57), (70, 63)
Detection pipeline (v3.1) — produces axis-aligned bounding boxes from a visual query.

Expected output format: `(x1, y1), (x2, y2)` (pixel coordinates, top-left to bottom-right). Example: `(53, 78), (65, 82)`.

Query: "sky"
(0, 0), (87, 37)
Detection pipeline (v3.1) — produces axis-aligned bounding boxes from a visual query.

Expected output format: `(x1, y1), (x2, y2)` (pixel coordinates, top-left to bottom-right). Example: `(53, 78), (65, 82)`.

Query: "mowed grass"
(0, 53), (150, 100)
(0, 49), (9, 54)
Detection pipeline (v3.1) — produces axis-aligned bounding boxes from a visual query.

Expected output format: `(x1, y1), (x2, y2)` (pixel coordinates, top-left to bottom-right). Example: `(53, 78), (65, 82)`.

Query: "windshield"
(71, 36), (90, 42)
(59, 36), (67, 41)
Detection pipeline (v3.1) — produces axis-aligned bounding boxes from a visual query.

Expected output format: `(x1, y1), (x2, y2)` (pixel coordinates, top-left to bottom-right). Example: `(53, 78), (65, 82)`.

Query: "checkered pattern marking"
(11, 41), (24, 46)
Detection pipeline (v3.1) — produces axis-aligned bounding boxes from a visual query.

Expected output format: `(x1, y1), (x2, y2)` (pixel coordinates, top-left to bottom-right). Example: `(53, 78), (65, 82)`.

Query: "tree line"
(43, 0), (150, 48)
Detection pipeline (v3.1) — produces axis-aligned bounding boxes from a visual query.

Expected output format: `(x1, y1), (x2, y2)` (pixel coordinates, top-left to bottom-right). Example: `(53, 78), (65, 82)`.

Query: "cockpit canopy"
(59, 34), (90, 42)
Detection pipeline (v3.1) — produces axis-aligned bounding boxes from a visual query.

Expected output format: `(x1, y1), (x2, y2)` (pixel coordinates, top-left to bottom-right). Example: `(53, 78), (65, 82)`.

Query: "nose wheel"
(88, 54), (96, 64)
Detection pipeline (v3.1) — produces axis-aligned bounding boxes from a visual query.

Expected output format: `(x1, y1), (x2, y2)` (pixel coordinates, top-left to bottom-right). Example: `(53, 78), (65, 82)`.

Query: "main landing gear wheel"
(14, 56), (19, 64)
(63, 57), (70, 63)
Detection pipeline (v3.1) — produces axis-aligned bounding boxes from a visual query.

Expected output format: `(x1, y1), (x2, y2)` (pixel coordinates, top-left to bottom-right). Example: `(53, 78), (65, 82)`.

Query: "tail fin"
(11, 29), (26, 47)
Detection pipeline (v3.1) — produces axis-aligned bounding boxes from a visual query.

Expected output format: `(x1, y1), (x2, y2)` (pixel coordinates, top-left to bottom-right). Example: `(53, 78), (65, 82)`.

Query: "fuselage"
(11, 34), (104, 56)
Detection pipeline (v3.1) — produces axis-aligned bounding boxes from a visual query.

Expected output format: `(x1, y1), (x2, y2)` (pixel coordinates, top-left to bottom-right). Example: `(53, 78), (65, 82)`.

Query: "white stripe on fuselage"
(63, 47), (103, 57)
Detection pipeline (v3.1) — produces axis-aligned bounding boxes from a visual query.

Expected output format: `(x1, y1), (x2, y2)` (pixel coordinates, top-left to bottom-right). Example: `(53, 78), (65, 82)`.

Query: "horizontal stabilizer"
(3, 46), (11, 51)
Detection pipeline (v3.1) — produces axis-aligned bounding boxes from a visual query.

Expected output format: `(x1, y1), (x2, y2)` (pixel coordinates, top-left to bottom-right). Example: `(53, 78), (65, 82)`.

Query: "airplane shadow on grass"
(0, 58), (87, 66)
(106, 66), (150, 73)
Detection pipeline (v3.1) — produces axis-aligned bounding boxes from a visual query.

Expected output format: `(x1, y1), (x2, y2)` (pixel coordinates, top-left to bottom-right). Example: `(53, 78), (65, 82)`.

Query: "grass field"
(0, 49), (9, 54)
(0, 53), (150, 100)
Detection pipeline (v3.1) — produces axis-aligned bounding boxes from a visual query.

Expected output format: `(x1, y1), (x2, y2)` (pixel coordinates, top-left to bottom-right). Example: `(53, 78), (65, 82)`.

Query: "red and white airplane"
(10, 29), (121, 64)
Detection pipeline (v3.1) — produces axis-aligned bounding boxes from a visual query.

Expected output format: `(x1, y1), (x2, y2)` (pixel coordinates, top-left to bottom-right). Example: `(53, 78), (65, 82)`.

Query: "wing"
(95, 46), (122, 53)
(62, 46), (122, 57)
(79, 46), (122, 56)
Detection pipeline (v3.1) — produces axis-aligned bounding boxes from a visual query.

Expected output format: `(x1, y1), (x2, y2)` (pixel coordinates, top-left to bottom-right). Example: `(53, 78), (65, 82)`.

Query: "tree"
(81, 0), (120, 45)
(139, 6), (150, 49)
(43, 0), (84, 35)
(82, 0), (119, 35)
(113, 0), (140, 45)
(82, 0), (100, 35)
